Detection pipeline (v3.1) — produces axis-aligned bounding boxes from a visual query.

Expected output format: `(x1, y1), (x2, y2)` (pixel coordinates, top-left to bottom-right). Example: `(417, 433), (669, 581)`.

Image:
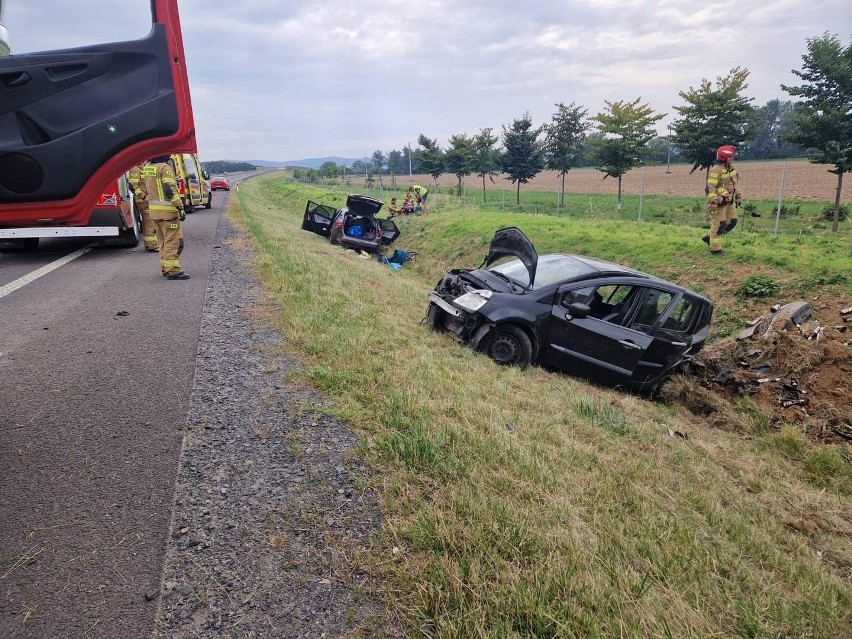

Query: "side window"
(589, 284), (640, 325)
(560, 286), (595, 309)
(661, 295), (700, 334)
(632, 288), (675, 331)
(184, 155), (198, 180)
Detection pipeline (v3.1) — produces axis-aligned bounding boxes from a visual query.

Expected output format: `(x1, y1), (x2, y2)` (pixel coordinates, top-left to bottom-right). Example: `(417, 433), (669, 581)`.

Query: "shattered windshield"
(491, 254), (596, 290)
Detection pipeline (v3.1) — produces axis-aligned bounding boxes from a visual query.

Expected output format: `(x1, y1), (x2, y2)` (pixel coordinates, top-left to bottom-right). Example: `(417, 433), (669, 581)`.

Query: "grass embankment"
(233, 175), (851, 638)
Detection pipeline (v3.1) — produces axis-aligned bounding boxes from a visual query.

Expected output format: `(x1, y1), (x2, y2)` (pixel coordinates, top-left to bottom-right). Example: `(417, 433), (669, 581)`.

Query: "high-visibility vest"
(141, 163), (182, 214)
(707, 164), (737, 204)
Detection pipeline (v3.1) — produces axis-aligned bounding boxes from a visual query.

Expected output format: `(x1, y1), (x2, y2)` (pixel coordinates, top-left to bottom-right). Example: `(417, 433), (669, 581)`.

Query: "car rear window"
(491, 255), (597, 290)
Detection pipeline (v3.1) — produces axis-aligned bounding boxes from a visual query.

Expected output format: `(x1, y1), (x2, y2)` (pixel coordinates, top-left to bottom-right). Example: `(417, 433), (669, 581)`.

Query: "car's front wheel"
(482, 325), (532, 368)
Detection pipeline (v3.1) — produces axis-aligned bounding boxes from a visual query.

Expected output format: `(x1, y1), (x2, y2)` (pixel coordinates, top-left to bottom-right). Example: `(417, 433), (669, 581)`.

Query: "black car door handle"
(618, 339), (642, 350)
(671, 341), (687, 347)
(2, 71), (32, 88)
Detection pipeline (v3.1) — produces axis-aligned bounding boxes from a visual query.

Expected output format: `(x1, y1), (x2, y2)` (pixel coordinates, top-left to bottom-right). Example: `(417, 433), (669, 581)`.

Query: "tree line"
(307, 33), (852, 232)
(202, 160), (258, 174)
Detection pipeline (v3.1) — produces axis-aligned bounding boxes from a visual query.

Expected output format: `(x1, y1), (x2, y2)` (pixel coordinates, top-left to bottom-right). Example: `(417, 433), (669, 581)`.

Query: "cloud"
(4, 0), (850, 161)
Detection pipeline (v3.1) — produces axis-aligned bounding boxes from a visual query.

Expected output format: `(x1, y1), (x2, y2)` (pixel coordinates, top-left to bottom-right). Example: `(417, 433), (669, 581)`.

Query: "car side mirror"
(202, 171), (209, 180)
(567, 302), (590, 319)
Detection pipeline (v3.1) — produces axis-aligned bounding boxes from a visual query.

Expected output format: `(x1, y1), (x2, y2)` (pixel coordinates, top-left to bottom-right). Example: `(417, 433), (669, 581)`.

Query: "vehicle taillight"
(177, 178), (186, 194)
(377, 228), (383, 237)
(335, 220), (344, 229)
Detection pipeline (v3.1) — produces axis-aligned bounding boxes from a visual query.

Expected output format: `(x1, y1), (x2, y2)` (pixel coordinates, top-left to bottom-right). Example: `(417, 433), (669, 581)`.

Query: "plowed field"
(407, 160), (849, 202)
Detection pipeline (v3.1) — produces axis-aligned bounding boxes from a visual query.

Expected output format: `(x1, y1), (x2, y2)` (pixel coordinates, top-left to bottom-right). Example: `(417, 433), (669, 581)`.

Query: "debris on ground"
(664, 300), (852, 443)
(736, 301), (813, 341)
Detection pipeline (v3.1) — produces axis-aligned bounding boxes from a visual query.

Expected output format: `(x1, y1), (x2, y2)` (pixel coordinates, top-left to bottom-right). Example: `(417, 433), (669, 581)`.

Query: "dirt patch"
(400, 160), (850, 202)
(668, 303), (852, 442)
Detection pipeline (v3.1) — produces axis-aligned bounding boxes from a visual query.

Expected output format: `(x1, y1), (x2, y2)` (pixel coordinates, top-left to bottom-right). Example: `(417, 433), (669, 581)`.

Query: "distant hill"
(247, 157), (359, 169)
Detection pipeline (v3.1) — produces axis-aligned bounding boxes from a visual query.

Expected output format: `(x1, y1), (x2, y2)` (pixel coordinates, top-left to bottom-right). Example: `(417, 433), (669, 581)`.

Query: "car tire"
(482, 324), (532, 368)
(204, 194), (212, 209)
(328, 227), (341, 245)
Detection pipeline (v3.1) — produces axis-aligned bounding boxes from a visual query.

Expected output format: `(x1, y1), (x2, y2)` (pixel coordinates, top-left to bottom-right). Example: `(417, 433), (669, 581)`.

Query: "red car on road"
(209, 178), (230, 191)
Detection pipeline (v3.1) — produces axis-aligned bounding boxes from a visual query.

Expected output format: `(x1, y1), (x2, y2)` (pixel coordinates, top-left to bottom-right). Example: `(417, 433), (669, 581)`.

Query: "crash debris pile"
(677, 301), (852, 442)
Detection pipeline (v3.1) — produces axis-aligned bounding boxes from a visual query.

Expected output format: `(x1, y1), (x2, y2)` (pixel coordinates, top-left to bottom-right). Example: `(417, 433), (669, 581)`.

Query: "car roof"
(524, 253), (712, 303)
(538, 253), (710, 303)
(568, 254), (648, 278)
(480, 229), (709, 304)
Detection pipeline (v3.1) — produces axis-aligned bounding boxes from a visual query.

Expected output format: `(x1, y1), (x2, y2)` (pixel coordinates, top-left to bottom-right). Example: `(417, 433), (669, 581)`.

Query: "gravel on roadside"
(153, 215), (395, 638)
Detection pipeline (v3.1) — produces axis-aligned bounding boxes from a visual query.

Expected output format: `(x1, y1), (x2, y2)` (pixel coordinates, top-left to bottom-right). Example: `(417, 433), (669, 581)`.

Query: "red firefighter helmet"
(716, 145), (736, 161)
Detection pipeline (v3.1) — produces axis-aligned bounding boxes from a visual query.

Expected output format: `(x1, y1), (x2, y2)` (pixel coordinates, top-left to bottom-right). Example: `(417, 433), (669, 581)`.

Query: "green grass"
(232, 175), (852, 638)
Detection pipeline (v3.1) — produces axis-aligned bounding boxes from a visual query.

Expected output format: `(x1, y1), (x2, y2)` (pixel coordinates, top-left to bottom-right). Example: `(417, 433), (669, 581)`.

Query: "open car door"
(301, 200), (337, 237)
(379, 218), (400, 245)
(0, 0), (195, 227)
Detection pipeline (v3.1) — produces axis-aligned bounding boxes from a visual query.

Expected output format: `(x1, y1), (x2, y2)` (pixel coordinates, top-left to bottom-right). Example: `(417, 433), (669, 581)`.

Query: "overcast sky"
(3, 0), (850, 163)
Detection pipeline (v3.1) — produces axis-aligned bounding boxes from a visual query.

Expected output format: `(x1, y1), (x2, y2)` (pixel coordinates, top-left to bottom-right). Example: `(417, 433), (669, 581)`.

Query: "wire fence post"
(773, 161), (788, 240)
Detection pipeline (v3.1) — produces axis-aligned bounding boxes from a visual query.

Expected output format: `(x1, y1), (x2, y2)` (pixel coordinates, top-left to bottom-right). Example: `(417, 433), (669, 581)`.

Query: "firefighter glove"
(178, 207), (186, 221)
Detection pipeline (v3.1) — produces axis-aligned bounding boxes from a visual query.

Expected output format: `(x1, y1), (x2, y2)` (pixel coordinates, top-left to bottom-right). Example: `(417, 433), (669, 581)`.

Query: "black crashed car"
(425, 227), (713, 393)
(302, 194), (400, 254)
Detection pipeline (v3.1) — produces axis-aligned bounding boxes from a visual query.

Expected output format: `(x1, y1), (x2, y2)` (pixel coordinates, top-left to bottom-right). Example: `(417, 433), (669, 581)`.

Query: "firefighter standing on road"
(128, 162), (159, 252)
(140, 156), (189, 280)
(703, 145), (740, 254)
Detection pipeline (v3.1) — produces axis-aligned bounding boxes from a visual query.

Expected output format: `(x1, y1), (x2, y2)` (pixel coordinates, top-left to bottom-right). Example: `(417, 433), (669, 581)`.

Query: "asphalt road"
(0, 179), (248, 638)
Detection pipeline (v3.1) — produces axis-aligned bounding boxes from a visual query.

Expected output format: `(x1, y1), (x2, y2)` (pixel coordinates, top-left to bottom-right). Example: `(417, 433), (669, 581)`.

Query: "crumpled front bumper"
(426, 292), (490, 345)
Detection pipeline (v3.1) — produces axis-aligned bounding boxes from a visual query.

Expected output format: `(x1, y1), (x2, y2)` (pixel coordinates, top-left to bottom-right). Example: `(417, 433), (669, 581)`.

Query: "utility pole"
(408, 142), (413, 181)
(666, 124), (673, 174)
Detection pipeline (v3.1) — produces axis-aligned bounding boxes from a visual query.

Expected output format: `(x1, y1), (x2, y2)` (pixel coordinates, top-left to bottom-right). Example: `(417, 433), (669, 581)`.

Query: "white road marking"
(0, 246), (93, 300)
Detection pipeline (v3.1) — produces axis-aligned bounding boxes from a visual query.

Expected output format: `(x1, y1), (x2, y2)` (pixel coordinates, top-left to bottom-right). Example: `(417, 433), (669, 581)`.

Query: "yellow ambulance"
(170, 153), (212, 212)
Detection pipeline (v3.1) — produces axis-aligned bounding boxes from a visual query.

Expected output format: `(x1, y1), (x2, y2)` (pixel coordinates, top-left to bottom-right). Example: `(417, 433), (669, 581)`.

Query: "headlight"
(453, 290), (492, 312)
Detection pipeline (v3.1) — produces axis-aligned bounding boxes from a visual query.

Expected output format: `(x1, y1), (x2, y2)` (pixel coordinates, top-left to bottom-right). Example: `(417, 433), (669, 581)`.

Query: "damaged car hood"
(480, 227), (538, 288)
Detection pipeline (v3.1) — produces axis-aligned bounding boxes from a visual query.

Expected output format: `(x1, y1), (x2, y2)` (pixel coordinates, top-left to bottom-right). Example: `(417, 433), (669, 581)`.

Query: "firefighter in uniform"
(703, 145), (740, 253)
(128, 162), (159, 252)
(140, 156), (189, 279)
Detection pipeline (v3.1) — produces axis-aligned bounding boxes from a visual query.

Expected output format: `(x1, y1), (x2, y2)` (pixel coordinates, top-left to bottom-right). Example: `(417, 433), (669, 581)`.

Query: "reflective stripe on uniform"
(161, 259), (181, 268)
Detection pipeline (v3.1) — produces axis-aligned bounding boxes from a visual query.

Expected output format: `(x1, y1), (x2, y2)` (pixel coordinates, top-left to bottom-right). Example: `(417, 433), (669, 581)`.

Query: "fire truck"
(0, 0), (196, 250)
